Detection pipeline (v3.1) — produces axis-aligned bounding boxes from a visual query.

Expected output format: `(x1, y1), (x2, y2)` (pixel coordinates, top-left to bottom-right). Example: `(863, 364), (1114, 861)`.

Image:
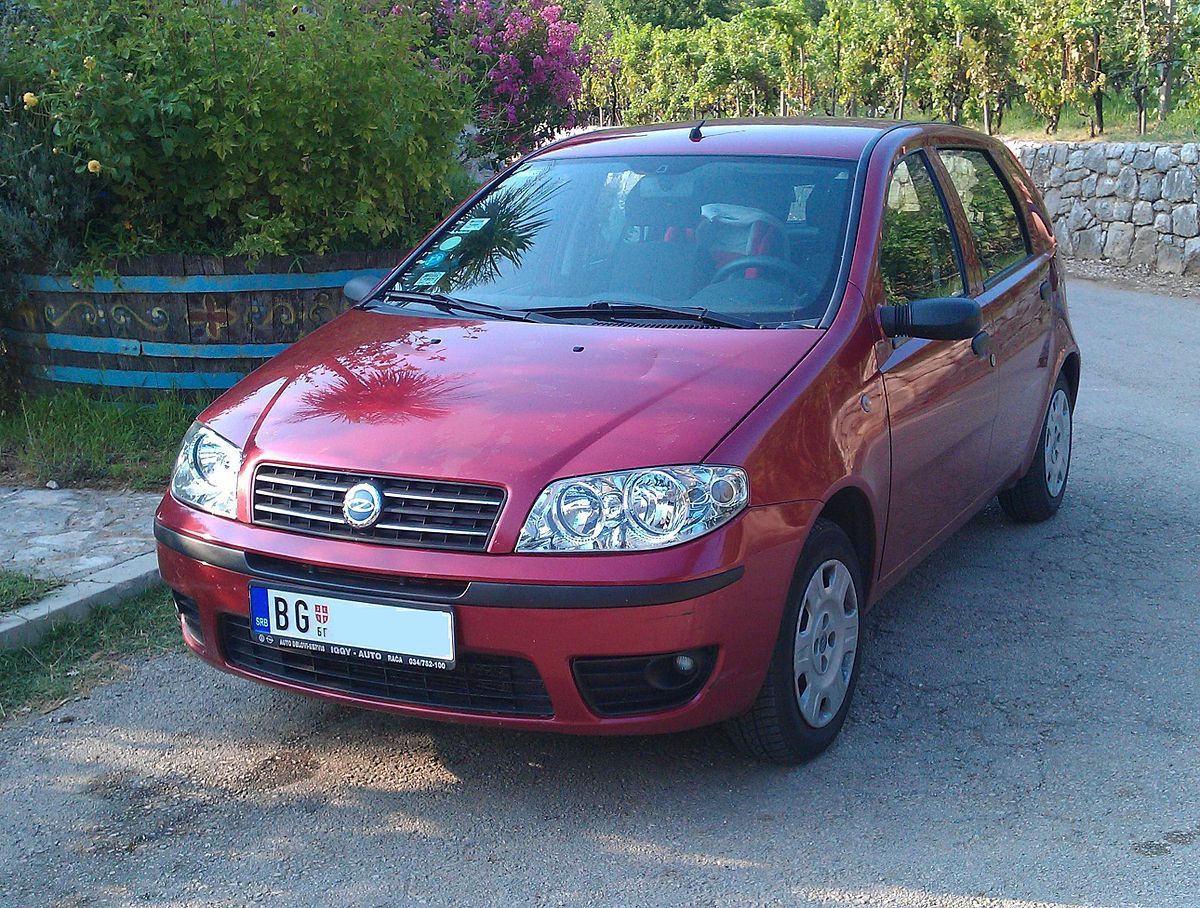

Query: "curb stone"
(0, 553), (162, 650)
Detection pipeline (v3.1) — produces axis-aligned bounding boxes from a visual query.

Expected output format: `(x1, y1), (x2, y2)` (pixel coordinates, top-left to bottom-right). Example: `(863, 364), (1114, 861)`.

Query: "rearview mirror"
(343, 275), (378, 304)
(879, 297), (982, 341)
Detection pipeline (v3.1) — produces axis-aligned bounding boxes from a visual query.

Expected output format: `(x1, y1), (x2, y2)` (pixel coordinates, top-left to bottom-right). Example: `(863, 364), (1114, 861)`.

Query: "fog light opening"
(645, 650), (706, 691)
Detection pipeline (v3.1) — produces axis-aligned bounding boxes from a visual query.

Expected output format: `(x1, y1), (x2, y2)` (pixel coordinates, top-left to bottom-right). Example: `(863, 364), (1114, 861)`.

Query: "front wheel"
(725, 519), (864, 764)
(999, 374), (1073, 523)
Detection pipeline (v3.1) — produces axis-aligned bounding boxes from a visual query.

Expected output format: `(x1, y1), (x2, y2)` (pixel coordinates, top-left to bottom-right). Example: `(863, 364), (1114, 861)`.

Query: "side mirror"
(879, 297), (983, 341)
(343, 275), (378, 304)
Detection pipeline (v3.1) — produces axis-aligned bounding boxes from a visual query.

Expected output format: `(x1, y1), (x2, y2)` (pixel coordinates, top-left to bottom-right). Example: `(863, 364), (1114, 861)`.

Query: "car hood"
(201, 309), (822, 500)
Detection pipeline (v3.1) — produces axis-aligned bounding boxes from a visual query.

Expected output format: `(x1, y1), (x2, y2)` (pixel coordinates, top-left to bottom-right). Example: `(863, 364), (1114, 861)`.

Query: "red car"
(156, 119), (1079, 763)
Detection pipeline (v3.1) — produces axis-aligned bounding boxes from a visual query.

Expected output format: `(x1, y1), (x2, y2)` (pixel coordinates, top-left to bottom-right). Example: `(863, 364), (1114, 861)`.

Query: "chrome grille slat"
(373, 521), (489, 537)
(382, 490), (500, 507)
(253, 464), (504, 552)
(255, 503), (346, 524)
(257, 488), (343, 507)
(261, 475), (350, 494)
(381, 504), (493, 520)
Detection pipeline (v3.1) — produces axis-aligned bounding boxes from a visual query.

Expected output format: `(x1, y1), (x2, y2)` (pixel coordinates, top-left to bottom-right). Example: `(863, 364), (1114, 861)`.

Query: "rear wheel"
(999, 373), (1073, 523)
(725, 519), (864, 764)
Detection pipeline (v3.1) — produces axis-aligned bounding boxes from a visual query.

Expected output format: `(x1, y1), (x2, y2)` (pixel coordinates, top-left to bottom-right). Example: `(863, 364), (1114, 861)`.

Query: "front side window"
(937, 148), (1031, 281)
(392, 155), (858, 327)
(879, 153), (963, 306)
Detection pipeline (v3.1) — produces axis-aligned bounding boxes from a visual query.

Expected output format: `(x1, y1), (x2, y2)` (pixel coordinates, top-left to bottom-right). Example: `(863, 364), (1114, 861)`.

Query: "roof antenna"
(689, 118), (706, 142)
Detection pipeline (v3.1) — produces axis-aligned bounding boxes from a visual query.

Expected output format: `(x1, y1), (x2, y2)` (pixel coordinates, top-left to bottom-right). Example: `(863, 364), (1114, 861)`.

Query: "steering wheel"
(711, 255), (807, 286)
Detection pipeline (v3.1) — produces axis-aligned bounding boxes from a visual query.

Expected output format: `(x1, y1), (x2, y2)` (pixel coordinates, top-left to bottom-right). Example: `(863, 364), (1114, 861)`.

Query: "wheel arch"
(815, 486), (877, 603)
(1061, 351), (1081, 405)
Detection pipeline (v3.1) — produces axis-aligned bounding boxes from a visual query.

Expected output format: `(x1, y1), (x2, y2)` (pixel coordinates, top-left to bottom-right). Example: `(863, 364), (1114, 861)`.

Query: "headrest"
(624, 176), (700, 226)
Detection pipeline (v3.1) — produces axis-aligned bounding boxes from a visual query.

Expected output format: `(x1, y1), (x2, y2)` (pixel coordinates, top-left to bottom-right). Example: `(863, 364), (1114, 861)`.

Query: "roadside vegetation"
(0, 570), (58, 613)
(0, 585), (179, 720)
(579, 0), (1199, 140)
(0, 389), (202, 490)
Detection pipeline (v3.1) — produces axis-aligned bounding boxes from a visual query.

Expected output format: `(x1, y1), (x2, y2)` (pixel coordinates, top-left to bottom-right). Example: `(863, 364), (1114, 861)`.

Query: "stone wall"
(1007, 140), (1200, 275)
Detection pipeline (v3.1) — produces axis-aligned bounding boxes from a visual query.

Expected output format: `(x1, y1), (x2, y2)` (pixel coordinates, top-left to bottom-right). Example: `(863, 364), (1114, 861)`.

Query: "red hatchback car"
(155, 119), (1079, 763)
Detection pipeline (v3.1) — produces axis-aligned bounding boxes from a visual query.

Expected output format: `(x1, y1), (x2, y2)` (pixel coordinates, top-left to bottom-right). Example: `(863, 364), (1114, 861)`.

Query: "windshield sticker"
(454, 217), (490, 233)
(438, 235), (463, 251)
(412, 271), (446, 287)
(422, 251), (448, 268)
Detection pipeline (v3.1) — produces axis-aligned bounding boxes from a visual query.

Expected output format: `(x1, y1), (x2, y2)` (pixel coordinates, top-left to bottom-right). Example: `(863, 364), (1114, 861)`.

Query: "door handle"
(1039, 280), (1054, 302)
(971, 330), (991, 358)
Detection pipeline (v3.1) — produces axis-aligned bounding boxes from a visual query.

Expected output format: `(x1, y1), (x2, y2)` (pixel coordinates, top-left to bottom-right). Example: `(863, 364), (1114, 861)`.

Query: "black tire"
(998, 373), (1073, 523)
(725, 519), (865, 765)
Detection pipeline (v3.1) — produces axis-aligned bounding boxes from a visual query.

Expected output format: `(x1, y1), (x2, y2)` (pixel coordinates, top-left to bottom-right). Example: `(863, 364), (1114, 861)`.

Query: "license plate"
(249, 586), (455, 670)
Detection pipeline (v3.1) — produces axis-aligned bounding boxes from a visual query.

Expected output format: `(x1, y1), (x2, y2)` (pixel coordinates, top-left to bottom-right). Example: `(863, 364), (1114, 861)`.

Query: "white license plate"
(249, 586), (455, 670)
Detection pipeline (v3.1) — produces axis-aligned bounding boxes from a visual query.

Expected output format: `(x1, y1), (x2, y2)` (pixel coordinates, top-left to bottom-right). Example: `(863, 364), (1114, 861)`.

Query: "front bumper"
(155, 494), (816, 735)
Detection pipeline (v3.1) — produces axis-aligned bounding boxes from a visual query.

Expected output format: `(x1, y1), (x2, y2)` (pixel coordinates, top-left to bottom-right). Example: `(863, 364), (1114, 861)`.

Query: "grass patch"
(991, 98), (1200, 144)
(0, 388), (208, 490)
(0, 570), (60, 614)
(0, 584), (181, 720)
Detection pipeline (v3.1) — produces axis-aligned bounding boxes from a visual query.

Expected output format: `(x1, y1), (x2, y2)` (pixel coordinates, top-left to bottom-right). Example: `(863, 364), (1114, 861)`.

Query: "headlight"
(516, 465), (749, 553)
(170, 423), (242, 519)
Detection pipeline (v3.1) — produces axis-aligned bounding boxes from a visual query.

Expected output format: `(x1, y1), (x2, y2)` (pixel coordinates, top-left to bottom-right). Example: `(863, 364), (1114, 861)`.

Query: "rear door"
(934, 147), (1053, 484)
(876, 150), (997, 580)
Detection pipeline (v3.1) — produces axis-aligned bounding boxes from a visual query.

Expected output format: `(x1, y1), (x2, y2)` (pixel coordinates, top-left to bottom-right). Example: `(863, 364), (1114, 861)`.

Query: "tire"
(725, 519), (864, 765)
(998, 373), (1073, 523)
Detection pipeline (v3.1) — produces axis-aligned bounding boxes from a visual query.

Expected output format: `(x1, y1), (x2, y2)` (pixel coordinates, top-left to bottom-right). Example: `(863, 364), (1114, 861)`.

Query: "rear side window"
(880, 152), (963, 306)
(937, 148), (1031, 281)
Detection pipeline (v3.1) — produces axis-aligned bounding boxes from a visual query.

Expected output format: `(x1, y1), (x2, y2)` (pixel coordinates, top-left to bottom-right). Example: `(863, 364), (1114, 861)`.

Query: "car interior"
(402, 156), (857, 327)
(597, 160), (854, 323)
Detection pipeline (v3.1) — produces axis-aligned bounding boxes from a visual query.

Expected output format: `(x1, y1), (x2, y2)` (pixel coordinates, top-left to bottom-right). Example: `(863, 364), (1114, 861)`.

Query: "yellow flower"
(83, 55), (97, 71)
(22, 91), (38, 109)
(50, 68), (58, 79)
(87, 159), (102, 174)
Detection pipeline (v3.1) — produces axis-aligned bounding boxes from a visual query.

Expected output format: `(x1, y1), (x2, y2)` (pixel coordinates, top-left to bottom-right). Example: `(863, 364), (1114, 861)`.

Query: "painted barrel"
(3, 250), (400, 394)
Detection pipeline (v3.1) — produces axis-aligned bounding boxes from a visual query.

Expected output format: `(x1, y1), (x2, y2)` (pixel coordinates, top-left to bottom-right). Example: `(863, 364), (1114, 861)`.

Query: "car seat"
(697, 203), (790, 280)
(608, 180), (704, 300)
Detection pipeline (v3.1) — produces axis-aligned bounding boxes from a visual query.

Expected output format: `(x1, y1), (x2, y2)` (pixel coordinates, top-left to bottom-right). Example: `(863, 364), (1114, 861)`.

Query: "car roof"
(537, 118), (919, 162)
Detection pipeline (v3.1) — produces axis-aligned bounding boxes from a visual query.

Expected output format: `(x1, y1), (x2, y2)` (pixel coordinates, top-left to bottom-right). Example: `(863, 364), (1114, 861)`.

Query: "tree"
(876, 0), (940, 118)
(572, 0), (1200, 135)
(945, 0), (1015, 134)
(606, 0), (736, 30)
(1014, 0), (1087, 134)
(739, 0), (816, 114)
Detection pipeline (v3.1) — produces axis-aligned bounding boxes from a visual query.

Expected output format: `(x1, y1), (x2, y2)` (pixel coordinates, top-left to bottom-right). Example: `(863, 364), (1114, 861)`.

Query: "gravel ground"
(0, 278), (1197, 908)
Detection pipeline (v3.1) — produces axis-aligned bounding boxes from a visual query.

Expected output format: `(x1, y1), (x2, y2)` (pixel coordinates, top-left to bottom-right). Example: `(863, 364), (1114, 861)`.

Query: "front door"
(875, 150), (997, 580)
(934, 146), (1054, 483)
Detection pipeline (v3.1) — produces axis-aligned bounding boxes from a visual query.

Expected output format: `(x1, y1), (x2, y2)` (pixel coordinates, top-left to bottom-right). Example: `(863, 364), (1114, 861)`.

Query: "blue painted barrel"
(3, 251), (399, 393)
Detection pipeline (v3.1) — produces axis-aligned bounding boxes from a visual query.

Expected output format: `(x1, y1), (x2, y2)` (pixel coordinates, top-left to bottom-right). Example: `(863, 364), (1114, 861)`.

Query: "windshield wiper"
(366, 289), (536, 324)
(526, 300), (758, 329)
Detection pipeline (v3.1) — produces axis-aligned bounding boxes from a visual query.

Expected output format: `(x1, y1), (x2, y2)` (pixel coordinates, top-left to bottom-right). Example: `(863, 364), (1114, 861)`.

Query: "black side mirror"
(879, 297), (983, 341)
(343, 275), (378, 304)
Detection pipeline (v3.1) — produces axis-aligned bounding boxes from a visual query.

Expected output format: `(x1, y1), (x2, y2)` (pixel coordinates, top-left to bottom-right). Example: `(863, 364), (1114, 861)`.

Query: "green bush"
(23, 0), (470, 257)
(2, 1), (96, 272)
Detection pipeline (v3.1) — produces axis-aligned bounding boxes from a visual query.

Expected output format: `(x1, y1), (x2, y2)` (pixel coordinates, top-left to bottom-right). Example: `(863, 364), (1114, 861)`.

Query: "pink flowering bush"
(431, 0), (591, 165)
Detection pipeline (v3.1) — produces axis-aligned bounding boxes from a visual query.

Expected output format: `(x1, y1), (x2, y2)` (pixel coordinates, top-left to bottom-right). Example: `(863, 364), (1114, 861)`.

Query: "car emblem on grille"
(342, 481), (383, 529)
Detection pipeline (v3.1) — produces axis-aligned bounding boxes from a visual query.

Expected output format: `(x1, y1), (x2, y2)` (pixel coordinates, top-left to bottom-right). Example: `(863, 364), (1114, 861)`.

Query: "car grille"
(220, 614), (553, 718)
(252, 464), (504, 552)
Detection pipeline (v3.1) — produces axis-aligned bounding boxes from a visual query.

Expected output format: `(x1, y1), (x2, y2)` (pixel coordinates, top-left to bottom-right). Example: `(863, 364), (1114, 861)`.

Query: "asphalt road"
(1, 277), (1197, 908)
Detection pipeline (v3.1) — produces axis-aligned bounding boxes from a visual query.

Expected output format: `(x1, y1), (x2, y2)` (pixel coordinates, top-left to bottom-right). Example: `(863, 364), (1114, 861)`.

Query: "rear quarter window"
(937, 148), (1031, 282)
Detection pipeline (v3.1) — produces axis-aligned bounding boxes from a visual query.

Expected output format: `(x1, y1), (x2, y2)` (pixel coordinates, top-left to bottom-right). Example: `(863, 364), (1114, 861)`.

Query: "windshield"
(392, 154), (857, 327)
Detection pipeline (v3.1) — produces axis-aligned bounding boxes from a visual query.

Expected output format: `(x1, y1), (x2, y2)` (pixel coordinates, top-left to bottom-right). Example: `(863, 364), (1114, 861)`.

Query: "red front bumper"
(155, 494), (815, 735)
